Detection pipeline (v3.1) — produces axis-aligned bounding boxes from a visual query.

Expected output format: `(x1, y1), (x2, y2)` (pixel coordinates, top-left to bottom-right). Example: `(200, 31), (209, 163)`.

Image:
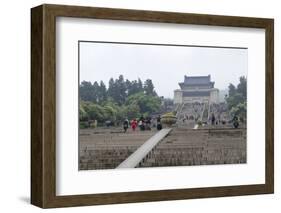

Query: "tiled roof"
(184, 75), (211, 85)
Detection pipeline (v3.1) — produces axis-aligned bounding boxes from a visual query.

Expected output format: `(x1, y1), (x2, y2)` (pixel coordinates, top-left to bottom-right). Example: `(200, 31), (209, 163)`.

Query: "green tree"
(107, 78), (116, 101)
(125, 79), (132, 96)
(79, 101), (88, 121)
(103, 105), (117, 121)
(225, 76), (247, 121)
(144, 79), (157, 96)
(126, 92), (161, 115)
(137, 78), (143, 92)
(116, 75), (127, 104)
(107, 76), (127, 105)
(92, 81), (100, 103)
(127, 80), (140, 96)
(80, 81), (94, 102)
(230, 102), (246, 120)
(79, 76), (161, 125)
(237, 76), (247, 99)
(227, 92), (244, 110)
(86, 103), (105, 122)
(126, 103), (141, 120)
(228, 83), (236, 97)
(98, 80), (107, 103)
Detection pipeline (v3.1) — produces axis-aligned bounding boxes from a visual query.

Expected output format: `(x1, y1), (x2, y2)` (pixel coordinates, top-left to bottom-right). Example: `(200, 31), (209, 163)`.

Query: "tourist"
(105, 120), (111, 127)
(93, 119), (97, 128)
(87, 120), (91, 128)
(138, 118), (145, 131)
(211, 113), (216, 125)
(151, 117), (157, 128)
(156, 115), (162, 130)
(232, 115), (239, 128)
(131, 119), (137, 131)
(123, 119), (129, 133)
(145, 117), (152, 130)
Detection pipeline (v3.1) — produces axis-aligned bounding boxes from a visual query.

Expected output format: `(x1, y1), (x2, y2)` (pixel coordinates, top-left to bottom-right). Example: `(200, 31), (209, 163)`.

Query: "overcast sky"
(79, 41), (247, 99)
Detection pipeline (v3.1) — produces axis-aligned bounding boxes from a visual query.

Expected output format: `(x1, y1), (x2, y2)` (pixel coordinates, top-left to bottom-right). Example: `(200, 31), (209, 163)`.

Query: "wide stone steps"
(79, 128), (156, 170)
(80, 126), (246, 170)
(139, 128), (246, 168)
(80, 148), (136, 170)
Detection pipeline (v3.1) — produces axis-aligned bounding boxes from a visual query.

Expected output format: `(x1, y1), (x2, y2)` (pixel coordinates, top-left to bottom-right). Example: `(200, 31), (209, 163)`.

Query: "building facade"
(174, 75), (219, 104)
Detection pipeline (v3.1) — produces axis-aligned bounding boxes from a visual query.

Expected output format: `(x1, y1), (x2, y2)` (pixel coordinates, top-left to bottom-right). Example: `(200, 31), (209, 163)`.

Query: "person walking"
(156, 115), (162, 130)
(131, 119), (137, 131)
(123, 119), (129, 133)
(146, 117), (151, 130)
(139, 116), (145, 131)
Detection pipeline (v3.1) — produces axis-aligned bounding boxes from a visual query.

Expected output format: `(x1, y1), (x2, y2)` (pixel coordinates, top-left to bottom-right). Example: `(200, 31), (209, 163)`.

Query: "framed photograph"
(31, 4), (274, 208)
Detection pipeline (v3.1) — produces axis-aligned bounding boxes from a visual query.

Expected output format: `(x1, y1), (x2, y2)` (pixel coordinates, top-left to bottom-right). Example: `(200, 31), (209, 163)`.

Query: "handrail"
(117, 128), (172, 168)
(200, 102), (206, 121)
(207, 103), (211, 122)
(176, 103), (184, 118)
(201, 101), (209, 122)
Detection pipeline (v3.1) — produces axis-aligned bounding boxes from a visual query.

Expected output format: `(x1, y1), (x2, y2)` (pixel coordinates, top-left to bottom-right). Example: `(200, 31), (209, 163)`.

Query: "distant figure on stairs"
(211, 113), (216, 125)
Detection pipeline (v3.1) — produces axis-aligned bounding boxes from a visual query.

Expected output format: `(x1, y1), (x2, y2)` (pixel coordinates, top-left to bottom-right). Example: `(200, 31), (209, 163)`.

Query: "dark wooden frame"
(31, 4), (274, 208)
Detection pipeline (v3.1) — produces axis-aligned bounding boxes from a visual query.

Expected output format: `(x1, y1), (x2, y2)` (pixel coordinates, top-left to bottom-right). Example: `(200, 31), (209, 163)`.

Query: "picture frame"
(31, 4), (274, 208)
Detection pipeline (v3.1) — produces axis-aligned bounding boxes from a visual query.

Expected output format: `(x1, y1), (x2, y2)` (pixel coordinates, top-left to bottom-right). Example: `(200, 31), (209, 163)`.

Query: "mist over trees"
(79, 75), (161, 126)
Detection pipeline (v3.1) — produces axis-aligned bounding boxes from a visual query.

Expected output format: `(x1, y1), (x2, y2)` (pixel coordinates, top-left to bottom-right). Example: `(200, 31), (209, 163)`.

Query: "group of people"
(181, 114), (200, 123)
(122, 115), (162, 133)
(210, 113), (240, 128)
(209, 103), (230, 123)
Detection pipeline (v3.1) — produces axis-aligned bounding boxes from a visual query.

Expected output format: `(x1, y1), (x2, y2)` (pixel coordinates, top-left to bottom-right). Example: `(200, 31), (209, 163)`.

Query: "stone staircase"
(176, 102), (205, 127)
(79, 128), (156, 170)
(138, 128), (246, 167)
(80, 126), (246, 170)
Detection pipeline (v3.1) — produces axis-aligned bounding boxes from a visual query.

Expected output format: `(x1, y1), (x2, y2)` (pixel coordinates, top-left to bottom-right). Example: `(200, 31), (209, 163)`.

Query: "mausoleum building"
(174, 75), (219, 104)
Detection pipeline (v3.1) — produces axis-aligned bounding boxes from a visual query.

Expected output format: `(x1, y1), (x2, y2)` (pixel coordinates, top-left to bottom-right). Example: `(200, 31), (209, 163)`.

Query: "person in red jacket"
(131, 119), (137, 131)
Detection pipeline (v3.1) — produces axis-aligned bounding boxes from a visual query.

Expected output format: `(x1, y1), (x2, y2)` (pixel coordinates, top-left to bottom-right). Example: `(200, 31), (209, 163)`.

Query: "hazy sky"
(79, 41), (247, 98)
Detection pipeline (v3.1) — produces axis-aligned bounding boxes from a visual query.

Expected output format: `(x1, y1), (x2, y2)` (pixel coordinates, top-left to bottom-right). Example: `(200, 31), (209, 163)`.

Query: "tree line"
(79, 75), (161, 127)
(80, 75), (157, 105)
